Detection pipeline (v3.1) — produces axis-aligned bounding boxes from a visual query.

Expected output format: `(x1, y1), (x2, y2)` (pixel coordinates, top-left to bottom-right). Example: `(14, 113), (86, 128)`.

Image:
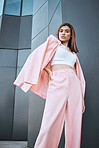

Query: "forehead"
(60, 26), (70, 30)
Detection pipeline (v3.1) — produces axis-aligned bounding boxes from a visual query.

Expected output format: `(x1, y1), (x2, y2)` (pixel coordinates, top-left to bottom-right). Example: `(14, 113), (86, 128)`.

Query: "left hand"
(82, 96), (85, 114)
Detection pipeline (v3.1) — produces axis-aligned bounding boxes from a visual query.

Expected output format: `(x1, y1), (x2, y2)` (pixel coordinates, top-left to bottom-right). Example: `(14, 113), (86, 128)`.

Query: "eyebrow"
(60, 29), (70, 31)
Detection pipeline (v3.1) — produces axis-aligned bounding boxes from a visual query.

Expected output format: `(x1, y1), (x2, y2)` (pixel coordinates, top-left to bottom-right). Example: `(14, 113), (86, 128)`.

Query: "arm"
(43, 67), (52, 82)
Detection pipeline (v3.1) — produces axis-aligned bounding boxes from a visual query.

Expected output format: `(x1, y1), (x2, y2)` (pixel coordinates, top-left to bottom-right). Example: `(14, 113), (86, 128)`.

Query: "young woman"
(13, 22), (86, 148)
(33, 23), (86, 148)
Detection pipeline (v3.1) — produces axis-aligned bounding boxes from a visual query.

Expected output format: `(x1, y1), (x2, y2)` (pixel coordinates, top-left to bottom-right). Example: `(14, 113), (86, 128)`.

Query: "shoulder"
(47, 34), (56, 40)
(47, 34), (61, 45)
(73, 52), (78, 58)
(48, 34), (55, 38)
(73, 52), (79, 62)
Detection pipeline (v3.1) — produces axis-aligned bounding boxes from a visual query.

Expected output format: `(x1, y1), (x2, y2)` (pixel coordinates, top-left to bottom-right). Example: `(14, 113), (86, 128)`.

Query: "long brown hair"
(55, 23), (79, 53)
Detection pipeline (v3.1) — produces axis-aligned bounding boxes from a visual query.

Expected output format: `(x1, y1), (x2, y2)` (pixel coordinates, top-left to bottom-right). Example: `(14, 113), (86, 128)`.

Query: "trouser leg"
(34, 71), (69, 148)
(64, 72), (83, 148)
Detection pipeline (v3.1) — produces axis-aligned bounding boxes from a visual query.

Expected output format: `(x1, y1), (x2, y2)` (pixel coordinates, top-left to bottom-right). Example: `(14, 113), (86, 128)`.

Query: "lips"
(61, 36), (65, 38)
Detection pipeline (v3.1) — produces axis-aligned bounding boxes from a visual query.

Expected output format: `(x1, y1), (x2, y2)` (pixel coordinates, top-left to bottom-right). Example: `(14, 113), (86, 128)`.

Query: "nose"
(62, 31), (65, 35)
(61, 33), (65, 36)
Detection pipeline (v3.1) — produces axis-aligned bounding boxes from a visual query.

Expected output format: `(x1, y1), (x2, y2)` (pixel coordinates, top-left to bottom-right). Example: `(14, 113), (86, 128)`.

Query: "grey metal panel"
(12, 67), (30, 140)
(49, 1), (62, 35)
(32, 1), (48, 39)
(0, 141), (28, 148)
(0, 15), (3, 30)
(31, 26), (48, 52)
(62, 0), (99, 148)
(0, 49), (17, 67)
(27, 91), (45, 148)
(0, 67), (16, 140)
(0, 15), (20, 49)
(18, 16), (32, 49)
(17, 49), (31, 67)
(59, 127), (65, 148)
(33, 0), (47, 15)
(48, 0), (60, 22)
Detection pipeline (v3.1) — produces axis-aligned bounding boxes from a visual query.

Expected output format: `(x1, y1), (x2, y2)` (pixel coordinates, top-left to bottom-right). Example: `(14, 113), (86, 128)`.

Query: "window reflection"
(22, 0), (33, 16)
(4, 0), (21, 16)
(0, 0), (4, 16)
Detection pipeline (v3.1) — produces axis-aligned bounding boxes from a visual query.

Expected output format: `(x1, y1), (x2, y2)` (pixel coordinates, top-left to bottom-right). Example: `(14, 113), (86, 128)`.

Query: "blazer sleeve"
(13, 35), (51, 92)
(75, 54), (86, 98)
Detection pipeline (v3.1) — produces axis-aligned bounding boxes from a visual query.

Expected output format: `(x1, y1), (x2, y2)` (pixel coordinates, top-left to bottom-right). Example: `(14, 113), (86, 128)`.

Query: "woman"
(13, 23), (86, 148)
(33, 23), (86, 148)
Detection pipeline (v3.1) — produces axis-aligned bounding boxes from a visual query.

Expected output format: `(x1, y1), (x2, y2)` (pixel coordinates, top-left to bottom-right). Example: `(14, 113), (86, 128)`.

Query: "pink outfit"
(13, 34), (86, 99)
(13, 34), (86, 148)
(34, 67), (83, 148)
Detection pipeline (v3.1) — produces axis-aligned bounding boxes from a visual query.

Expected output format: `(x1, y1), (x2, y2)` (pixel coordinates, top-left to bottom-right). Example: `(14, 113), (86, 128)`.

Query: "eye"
(65, 30), (70, 33)
(59, 30), (63, 32)
(59, 29), (70, 33)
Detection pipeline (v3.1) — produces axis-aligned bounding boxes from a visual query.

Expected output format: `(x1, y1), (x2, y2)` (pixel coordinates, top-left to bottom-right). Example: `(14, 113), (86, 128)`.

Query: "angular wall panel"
(12, 67), (30, 140)
(32, 1), (48, 38)
(0, 49), (17, 67)
(0, 67), (16, 140)
(17, 49), (31, 67)
(31, 26), (48, 52)
(0, 15), (3, 30)
(33, 0), (47, 15)
(49, 1), (62, 35)
(18, 16), (32, 49)
(0, 15), (20, 49)
(27, 91), (45, 148)
(48, 0), (60, 22)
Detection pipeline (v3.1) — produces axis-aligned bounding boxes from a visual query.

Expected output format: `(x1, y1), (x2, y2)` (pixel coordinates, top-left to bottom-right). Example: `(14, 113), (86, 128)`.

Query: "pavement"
(0, 141), (29, 148)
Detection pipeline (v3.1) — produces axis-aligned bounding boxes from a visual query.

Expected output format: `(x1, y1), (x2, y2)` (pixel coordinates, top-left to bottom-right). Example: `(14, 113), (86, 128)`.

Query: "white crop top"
(51, 45), (77, 69)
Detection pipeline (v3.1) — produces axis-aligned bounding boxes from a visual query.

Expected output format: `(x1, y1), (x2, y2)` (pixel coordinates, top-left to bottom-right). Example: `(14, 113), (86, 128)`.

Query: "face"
(58, 25), (71, 42)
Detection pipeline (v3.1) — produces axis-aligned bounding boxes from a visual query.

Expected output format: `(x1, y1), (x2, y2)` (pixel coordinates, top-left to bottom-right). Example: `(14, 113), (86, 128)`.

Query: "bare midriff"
(51, 64), (74, 72)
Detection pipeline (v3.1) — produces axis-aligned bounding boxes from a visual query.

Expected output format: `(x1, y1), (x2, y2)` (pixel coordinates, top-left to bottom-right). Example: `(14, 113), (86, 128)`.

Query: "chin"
(60, 39), (67, 42)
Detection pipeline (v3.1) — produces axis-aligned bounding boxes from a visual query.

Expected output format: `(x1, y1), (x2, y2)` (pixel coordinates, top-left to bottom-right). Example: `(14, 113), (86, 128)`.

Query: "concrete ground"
(0, 141), (29, 148)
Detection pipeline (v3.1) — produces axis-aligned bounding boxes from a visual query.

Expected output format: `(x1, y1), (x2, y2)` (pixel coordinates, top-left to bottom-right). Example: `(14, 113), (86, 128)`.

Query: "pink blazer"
(13, 34), (86, 99)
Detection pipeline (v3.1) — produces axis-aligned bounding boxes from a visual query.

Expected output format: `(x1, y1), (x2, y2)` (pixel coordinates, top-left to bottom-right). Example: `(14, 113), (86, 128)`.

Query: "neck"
(61, 41), (68, 47)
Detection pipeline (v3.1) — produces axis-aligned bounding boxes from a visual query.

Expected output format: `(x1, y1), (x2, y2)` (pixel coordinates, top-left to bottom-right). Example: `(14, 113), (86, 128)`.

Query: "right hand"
(48, 70), (53, 82)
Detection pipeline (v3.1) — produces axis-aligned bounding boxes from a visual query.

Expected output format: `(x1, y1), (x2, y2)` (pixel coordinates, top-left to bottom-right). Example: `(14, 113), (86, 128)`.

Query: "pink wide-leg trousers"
(34, 67), (83, 148)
